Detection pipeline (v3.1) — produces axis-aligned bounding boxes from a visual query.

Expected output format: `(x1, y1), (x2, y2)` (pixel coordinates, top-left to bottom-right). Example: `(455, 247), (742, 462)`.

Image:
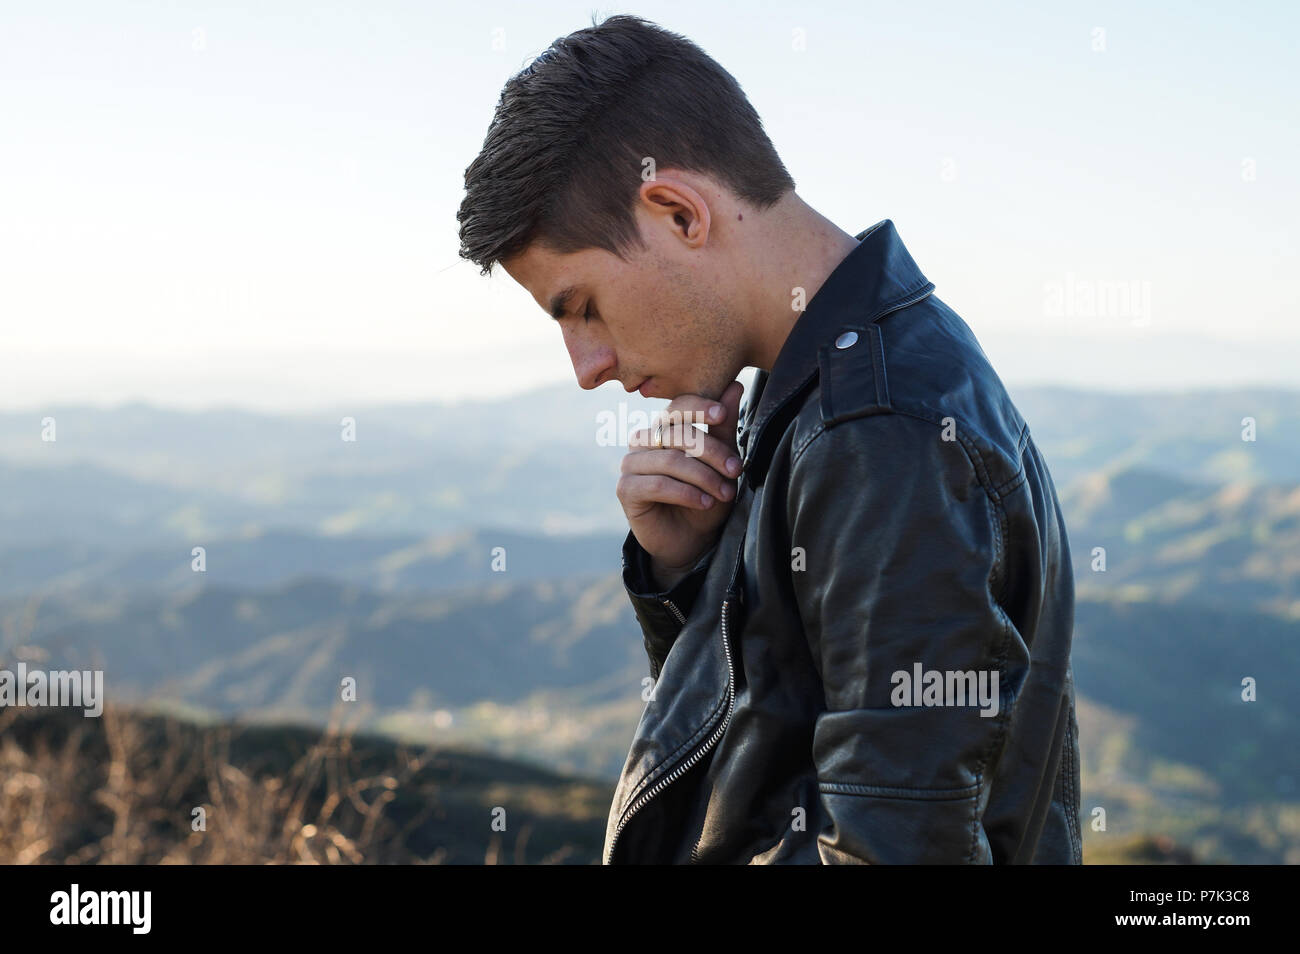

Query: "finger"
(660, 382), (743, 453)
(630, 379), (745, 474)
(616, 471), (717, 513)
(621, 447), (736, 502)
(651, 396), (716, 445)
(628, 416), (707, 451)
(629, 424), (742, 480)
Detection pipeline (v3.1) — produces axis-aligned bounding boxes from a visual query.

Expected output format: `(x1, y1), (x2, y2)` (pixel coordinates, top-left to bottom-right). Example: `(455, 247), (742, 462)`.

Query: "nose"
(563, 324), (617, 390)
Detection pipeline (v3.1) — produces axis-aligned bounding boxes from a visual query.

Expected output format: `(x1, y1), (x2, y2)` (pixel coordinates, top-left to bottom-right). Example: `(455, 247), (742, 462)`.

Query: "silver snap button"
(835, 330), (859, 349)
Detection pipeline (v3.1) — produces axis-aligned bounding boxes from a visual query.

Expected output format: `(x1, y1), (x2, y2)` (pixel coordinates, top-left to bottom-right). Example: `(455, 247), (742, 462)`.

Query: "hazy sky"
(2, 1), (1296, 410)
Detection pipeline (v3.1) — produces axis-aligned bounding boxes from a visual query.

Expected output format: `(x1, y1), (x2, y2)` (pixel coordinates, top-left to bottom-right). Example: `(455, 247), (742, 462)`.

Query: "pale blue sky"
(1, 1), (1295, 409)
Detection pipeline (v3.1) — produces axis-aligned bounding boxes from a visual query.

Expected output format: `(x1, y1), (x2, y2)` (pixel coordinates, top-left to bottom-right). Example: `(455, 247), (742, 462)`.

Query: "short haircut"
(457, 14), (796, 277)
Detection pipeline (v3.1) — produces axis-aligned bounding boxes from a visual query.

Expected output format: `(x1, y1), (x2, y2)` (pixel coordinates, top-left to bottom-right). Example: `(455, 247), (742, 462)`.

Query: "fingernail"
(709, 404), (724, 421)
(726, 457), (741, 475)
(700, 492), (713, 506)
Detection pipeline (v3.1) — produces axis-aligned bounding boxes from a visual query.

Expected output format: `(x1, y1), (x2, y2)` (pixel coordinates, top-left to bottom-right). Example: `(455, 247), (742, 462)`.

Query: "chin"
(702, 376), (733, 404)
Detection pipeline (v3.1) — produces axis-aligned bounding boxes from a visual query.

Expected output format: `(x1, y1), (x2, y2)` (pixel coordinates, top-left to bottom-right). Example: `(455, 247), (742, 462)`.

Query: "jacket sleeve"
(786, 412), (1024, 864)
(622, 529), (718, 680)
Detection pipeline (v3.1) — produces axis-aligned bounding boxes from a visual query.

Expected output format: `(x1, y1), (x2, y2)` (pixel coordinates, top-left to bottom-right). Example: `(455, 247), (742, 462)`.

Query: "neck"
(736, 193), (861, 371)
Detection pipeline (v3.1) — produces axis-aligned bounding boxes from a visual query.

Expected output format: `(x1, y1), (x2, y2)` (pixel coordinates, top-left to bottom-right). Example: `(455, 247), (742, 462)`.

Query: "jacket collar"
(737, 218), (934, 482)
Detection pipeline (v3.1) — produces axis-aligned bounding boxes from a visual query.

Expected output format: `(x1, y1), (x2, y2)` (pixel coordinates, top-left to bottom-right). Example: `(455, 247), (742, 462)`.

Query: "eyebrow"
(548, 285), (579, 320)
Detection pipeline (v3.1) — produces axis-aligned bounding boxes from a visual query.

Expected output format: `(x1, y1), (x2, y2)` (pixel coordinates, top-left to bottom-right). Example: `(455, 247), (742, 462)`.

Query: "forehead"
(503, 241), (611, 317)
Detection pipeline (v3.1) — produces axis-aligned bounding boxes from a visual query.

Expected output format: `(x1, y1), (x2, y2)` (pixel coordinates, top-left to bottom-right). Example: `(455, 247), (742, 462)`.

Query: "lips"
(637, 378), (654, 397)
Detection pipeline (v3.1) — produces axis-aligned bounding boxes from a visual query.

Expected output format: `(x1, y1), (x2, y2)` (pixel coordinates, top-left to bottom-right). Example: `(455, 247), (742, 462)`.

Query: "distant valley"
(2, 383), (1297, 862)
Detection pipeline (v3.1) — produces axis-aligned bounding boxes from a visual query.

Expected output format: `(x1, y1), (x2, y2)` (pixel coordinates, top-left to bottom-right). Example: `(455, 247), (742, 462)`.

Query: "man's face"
(501, 200), (744, 403)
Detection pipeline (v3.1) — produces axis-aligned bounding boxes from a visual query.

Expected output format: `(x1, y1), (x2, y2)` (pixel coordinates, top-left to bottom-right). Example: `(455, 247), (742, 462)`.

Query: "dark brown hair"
(457, 14), (796, 277)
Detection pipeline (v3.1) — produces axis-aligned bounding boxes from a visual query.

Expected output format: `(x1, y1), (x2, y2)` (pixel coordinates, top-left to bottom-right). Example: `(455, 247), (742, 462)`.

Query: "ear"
(638, 174), (711, 248)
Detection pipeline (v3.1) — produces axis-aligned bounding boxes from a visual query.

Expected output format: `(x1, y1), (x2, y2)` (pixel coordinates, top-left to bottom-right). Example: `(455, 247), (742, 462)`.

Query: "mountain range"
(1, 382), (1297, 862)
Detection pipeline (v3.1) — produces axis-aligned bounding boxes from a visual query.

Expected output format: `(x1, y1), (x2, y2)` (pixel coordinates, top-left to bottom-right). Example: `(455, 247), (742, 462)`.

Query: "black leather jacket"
(604, 219), (1082, 864)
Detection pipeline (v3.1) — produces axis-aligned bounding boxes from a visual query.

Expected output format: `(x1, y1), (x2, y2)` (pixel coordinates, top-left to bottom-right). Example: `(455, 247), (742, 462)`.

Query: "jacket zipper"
(606, 531), (746, 864)
(661, 599), (687, 625)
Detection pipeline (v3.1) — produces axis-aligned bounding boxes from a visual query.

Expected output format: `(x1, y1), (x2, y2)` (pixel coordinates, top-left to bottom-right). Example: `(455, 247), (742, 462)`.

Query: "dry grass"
(0, 701), (596, 864)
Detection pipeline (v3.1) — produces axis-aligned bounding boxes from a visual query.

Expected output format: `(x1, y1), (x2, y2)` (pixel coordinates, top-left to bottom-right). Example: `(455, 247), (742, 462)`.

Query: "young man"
(457, 15), (1081, 864)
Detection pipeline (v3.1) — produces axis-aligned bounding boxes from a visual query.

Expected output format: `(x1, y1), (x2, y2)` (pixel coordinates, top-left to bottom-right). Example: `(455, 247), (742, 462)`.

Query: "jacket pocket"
(812, 704), (997, 863)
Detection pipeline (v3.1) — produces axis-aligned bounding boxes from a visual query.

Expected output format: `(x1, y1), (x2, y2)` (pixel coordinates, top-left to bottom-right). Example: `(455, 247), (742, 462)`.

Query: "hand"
(617, 379), (745, 589)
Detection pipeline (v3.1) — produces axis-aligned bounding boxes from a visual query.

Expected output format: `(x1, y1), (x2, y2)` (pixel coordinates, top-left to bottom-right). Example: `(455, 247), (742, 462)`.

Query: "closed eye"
(583, 301), (596, 324)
